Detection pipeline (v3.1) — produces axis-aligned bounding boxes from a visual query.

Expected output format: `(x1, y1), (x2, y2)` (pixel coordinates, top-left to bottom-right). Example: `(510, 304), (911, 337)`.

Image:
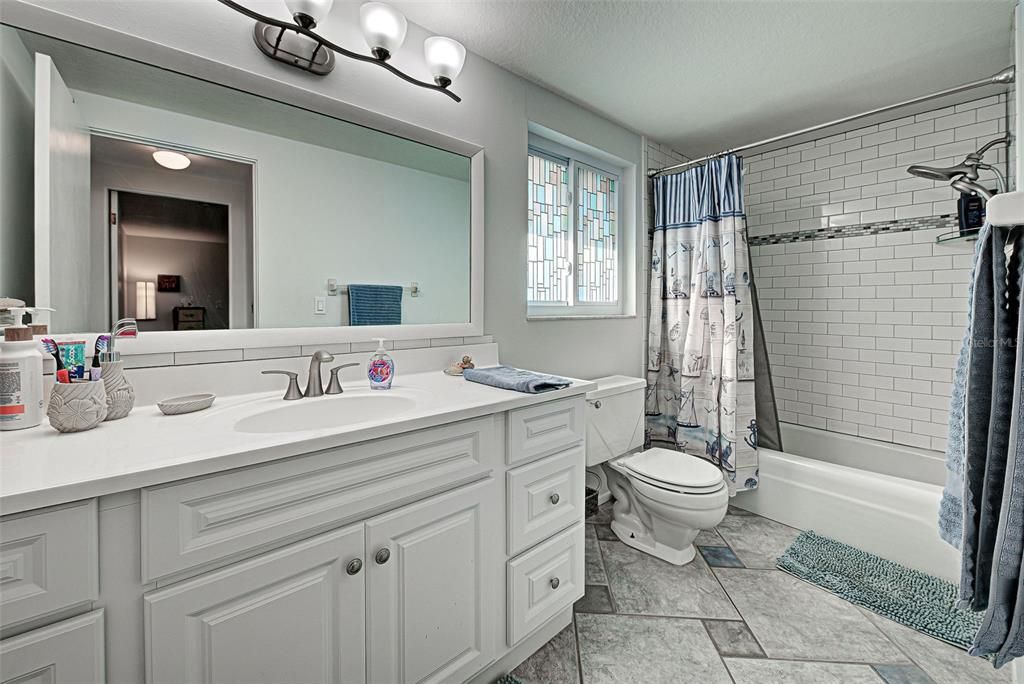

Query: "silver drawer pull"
(550, 577), (560, 590)
(346, 558), (363, 575)
(375, 548), (391, 565)
(549, 493), (560, 505)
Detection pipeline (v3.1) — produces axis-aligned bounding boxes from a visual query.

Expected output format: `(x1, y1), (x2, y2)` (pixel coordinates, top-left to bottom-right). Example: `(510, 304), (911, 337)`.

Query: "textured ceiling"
(387, 0), (1014, 156)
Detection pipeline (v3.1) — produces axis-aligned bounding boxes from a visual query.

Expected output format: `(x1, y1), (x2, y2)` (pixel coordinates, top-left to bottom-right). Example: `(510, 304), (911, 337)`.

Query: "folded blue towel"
(348, 284), (402, 326)
(463, 365), (572, 393)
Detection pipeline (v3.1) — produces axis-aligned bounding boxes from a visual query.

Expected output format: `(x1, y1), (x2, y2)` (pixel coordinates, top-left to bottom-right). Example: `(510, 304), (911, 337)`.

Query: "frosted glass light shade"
(284, 0), (334, 26)
(152, 150), (190, 170)
(423, 37), (466, 86)
(136, 282), (156, 320)
(359, 3), (407, 59)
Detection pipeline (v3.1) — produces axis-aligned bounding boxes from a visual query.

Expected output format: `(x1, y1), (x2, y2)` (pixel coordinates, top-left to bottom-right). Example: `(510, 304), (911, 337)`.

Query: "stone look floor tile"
(724, 658), (885, 683)
(584, 524), (607, 585)
(702, 619), (765, 657)
(600, 540), (739, 619)
(695, 527), (727, 545)
(715, 512), (801, 569)
(510, 623), (580, 684)
(860, 609), (1011, 683)
(574, 584), (615, 614)
(698, 545), (744, 568)
(872, 663), (938, 684)
(576, 613), (732, 683)
(714, 569), (908, 663)
(592, 523), (617, 541)
(586, 502), (614, 525)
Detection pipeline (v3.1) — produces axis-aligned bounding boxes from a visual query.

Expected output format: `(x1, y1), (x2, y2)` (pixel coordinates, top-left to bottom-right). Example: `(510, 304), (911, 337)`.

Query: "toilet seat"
(617, 448), (725, 494)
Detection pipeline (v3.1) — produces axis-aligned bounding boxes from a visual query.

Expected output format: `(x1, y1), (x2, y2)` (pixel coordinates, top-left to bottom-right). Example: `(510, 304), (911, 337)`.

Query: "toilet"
(587, 376), (729, 566)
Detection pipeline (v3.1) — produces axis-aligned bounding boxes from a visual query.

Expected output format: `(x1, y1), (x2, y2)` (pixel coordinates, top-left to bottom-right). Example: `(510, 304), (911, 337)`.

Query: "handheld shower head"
(951, 178), (994, 200)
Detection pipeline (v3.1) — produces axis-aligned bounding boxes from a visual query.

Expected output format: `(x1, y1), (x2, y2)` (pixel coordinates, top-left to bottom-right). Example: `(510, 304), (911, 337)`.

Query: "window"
(527, 139), (623, 317)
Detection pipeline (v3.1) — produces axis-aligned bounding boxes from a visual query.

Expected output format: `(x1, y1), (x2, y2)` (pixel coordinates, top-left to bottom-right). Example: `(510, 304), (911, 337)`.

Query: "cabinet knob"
(375, 548), (391, 565)
(549, 493), (560, 505)
(593, 400), (602, 409)
(550, 577), (560, 590)
(346, 558), (363, 575)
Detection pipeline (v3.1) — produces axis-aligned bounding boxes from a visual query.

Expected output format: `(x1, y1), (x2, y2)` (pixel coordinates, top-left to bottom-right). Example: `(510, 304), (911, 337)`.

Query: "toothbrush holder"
(101, 360), (135, 421)
(47, 381), (108, 433)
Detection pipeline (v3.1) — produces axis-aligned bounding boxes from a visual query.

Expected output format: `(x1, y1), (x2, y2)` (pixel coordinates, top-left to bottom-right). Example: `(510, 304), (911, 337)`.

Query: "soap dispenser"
(367, 338), (394, 390)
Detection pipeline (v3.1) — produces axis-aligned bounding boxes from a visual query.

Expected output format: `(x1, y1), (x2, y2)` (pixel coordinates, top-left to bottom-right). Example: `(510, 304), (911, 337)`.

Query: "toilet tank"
(585, 375), (646, 467)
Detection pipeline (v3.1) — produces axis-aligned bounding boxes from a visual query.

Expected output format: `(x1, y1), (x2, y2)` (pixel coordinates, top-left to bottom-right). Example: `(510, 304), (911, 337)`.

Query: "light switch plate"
(314, 296), (326, 315)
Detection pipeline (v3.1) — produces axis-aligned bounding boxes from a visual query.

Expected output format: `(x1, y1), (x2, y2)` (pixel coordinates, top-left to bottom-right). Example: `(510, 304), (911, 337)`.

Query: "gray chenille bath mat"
(777, 530), (981, 650)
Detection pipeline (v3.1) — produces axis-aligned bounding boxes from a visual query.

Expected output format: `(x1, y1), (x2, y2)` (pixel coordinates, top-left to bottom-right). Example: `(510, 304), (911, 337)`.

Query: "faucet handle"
(326, 363), (361, 395)
(262, 370), (303, 400)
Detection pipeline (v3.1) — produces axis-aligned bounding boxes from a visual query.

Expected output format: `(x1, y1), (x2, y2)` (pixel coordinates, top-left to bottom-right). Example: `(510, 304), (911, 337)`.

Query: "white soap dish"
(157, 393), (216, 415)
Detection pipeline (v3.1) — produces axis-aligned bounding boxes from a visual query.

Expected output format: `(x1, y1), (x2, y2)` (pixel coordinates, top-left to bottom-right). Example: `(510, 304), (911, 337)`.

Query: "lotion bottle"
(0, 307), (46, 431)
(367, 338), (394, 390)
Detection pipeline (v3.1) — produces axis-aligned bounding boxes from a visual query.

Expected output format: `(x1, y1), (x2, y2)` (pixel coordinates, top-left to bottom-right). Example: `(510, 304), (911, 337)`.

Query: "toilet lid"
(620, 448), (724, 489)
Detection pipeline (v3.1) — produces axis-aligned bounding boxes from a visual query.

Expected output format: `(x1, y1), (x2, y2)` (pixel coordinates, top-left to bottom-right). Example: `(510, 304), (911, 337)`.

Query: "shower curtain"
(646, 154), (777, 494)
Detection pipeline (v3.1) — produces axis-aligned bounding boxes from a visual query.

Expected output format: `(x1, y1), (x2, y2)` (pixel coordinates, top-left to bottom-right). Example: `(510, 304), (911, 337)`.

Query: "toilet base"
(610, 518), (697, 566)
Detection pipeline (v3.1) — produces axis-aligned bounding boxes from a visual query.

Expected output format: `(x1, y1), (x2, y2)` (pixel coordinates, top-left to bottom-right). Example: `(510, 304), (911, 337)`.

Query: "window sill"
(527, 313), (637, 321)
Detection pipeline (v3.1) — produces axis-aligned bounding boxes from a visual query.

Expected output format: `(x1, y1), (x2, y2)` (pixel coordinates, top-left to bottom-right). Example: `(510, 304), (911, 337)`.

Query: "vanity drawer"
(507, 397), (584, 466)
(0, 500), (99, 629)
(507, 522), (584, 646)
(507, 445), (585, 556)
(141, 416), (498, 582)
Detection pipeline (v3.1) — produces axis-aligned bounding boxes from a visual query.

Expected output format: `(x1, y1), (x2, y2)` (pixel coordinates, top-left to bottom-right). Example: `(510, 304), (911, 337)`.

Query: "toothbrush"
(41, 338), (70, 383)
(92, 335), (110, 380)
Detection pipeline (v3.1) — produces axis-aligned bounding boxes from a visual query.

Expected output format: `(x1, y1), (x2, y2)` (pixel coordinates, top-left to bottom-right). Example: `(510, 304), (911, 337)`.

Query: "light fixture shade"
(284, 0), (334, 26)
(423, 36), (466, 86)
(152, 150), (191, 170)
(359, 2), (407, 58)
(136, 281), (156, 320)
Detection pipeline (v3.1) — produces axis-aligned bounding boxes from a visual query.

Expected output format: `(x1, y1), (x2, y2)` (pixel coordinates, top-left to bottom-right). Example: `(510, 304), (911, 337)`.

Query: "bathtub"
(734, 423), (961, 583)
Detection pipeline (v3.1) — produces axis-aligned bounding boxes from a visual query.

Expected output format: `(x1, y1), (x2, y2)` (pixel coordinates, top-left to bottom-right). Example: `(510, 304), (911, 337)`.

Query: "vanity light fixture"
(152, 150), (191, 170)
(216, 0), (466, 102)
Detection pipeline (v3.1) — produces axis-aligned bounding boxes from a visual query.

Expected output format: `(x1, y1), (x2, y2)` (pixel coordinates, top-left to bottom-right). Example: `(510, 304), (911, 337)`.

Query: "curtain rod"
(648, 66), (1016, 179)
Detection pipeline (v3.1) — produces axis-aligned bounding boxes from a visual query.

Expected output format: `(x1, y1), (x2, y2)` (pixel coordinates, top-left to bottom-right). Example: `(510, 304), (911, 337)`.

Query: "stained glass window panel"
(576, 165), (618, 303)
(527, 153), (571, 303)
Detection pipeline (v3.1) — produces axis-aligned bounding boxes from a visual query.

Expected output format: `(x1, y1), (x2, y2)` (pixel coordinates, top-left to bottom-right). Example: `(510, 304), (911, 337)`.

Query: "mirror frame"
(5, 2), (485, 355)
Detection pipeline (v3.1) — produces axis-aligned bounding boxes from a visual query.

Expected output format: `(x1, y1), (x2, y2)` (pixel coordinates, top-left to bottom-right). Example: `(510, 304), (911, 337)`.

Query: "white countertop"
(0, 371), (594, 515)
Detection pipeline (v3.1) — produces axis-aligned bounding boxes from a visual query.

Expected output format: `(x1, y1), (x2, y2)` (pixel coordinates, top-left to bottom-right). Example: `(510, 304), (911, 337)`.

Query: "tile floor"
(511, 503), (1011, 684)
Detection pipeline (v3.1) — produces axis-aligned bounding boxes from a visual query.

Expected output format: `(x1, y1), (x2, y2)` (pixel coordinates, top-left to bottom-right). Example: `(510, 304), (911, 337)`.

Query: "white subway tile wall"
(747, 94), (1014, 452)
(743, 94), (1013, 239)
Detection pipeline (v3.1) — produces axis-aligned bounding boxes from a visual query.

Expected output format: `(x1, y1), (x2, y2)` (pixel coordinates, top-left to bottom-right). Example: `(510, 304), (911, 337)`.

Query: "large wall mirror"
(2, 24), (480, 340)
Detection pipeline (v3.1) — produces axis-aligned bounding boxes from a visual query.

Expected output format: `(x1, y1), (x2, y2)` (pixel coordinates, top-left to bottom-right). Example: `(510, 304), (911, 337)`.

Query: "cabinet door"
(0, 610), (105, 684)
(145, 525), (365, 684)
(366, 479), (497, 684)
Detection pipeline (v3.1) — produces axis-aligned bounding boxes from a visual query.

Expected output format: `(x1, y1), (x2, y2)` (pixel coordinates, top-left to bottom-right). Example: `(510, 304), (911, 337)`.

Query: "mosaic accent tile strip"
(748, 214), (958, 247)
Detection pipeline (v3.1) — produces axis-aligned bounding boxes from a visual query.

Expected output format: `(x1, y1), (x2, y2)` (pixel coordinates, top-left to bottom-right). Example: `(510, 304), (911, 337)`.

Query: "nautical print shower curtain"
(646, 154), (759, 493)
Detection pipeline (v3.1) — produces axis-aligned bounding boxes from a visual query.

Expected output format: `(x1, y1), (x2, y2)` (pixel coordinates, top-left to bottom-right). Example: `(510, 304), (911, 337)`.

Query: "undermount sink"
(234, 392), (417, 434)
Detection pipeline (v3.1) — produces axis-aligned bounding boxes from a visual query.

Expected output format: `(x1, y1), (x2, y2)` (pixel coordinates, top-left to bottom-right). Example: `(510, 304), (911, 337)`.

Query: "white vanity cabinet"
(0, 393), (588, 684)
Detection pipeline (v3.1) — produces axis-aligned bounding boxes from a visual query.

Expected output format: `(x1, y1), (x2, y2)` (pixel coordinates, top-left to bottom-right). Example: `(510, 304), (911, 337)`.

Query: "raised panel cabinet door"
(365, 478), (498, 684)
(144, 525), (365, 684)
(0, 610), (105, 684)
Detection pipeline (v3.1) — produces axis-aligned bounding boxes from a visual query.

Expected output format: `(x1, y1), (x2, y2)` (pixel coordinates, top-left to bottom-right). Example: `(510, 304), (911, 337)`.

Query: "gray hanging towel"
(347, 284), (402, 326)
(970, 226), (1024, 664)
(972, 225), (1020, 611)
(940, 225), (990, 549)
(959, 226), (997, 610)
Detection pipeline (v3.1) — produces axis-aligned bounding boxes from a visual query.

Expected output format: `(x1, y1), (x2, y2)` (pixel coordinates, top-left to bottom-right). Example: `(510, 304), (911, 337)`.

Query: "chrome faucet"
(261, 350), (335, 400)
(303, 350), (335, 397)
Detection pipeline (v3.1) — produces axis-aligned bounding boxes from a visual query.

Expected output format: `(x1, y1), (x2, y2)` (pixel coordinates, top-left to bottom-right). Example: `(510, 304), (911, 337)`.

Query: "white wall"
(73, 92), (470, 329)
(12, 0), (646, 380)
(0, 27), (35, 304)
